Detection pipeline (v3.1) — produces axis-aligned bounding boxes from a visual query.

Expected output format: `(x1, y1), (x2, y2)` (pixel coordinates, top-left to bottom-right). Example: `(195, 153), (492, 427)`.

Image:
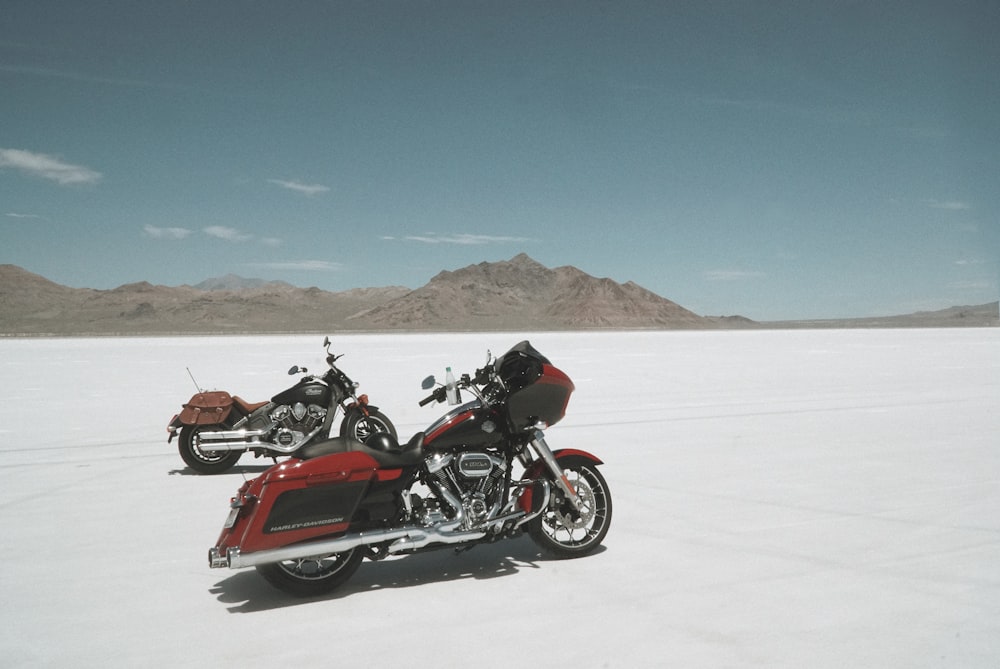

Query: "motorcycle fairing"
(506, 363), (575, 430)
(517, 449), (604, 513)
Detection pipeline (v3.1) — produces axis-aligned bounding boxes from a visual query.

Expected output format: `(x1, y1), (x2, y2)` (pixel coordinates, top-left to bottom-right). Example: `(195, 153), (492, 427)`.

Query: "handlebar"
(419, 387), (446, 406)
(417, 364), (496, 407)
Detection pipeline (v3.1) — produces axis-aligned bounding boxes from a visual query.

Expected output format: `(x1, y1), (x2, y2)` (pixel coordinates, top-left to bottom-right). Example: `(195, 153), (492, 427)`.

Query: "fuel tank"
(423, 400), (504, 451)
(272, 378), (332, 407)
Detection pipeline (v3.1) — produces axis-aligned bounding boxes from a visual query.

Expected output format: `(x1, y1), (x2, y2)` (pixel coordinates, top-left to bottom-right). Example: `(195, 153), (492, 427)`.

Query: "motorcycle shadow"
(168, 463), (274, 477)
(211, 535), (598, 613)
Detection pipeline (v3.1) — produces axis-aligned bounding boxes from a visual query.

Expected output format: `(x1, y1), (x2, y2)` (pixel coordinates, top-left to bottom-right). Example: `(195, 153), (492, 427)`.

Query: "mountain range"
(1, 254), (996, 335)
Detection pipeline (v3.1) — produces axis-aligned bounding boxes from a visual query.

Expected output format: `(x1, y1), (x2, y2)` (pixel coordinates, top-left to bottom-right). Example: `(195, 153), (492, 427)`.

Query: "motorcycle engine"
(426, 452), (507, 528)
(270, 402), (327, 446)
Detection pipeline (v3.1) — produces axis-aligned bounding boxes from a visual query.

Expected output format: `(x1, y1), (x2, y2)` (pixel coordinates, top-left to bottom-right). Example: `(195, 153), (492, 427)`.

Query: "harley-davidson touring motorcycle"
(208, 341), (611, 596)
(167, 338), (395, 474)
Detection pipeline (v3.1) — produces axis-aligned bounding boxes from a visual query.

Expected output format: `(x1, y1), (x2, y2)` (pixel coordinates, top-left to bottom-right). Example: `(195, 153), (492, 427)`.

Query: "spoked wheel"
(341, 408), (397, 444)
(528, 461), (612, 558)
(178, 424), (242, 475)
(256, 548), (364, 597)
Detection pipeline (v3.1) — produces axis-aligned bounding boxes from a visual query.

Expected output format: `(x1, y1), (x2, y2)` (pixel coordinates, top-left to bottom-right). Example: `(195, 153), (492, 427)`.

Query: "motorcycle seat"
(232, 396), (270, 413)
(297, 434), (424, 468)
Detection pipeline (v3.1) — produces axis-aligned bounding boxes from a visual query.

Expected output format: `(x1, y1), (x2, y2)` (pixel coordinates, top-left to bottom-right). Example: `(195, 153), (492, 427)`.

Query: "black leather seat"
(298, 433), (424, 468)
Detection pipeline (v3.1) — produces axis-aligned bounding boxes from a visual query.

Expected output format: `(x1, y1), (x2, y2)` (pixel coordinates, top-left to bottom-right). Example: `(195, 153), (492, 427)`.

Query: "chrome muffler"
(197, 426), (322, 454)
(196, 427), (271, 451)
(219, 522), (487, 570)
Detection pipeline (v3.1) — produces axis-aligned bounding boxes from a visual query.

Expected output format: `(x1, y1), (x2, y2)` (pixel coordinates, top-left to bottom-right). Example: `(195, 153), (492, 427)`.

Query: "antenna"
(186, 367), (203, 393)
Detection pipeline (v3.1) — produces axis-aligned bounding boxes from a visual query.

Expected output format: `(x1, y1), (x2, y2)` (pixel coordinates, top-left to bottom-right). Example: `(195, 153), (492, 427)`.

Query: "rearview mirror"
(421, 375), (436, 390)
(288, 365), (301, 375)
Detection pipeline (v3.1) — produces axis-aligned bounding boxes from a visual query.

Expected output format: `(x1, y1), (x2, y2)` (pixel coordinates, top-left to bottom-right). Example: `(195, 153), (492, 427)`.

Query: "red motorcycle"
(208, 341), (612, 597)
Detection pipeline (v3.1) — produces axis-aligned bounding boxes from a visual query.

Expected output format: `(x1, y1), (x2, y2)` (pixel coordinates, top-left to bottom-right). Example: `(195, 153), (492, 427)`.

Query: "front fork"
(529, 430), (583, 513)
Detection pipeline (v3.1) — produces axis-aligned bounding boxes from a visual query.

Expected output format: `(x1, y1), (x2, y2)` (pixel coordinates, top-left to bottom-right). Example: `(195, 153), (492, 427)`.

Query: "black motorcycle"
(167, 337), (395, 474)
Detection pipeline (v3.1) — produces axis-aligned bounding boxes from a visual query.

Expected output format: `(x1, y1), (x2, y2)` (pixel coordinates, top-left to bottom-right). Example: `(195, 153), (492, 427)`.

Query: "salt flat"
(0, 329), (997, 668)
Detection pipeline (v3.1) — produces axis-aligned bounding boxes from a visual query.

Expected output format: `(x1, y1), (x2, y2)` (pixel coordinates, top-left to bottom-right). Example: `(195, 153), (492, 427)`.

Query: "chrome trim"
(208, 547), (227, 569)
(515, 479), (551, 527)
(456, 452), (494, 478)
(426, 452), (453, 474)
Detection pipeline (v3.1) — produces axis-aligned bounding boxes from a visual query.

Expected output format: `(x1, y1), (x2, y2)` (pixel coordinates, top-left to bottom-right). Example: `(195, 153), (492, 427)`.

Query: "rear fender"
(166, 414), (183, 442)
(518, 449), (603, 513)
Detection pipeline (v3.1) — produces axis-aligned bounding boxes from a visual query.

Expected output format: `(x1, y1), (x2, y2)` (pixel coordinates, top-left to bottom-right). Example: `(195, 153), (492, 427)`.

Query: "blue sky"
(2, 1), (997, 320)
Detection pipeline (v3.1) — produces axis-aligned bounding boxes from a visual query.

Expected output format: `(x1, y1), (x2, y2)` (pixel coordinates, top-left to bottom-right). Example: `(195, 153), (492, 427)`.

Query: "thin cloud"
(6, 212), (44, 220)
(268, 179), (330, 196)
(0, 64), (173, 89)
(0, 148), (102, 185)
(695, 95), (873, 129)
(948, 279), (994, 291)
(204, 226), (252, 242)
(249, 260), (343, 272)
(704, 269), (767, 281)
(144, 224), (192, 240)
(385, 233), (533, 245)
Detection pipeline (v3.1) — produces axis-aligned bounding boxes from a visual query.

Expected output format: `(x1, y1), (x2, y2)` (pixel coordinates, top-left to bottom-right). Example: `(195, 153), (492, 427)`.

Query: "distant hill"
(0, 260), (995, 336)
(762, 302), (1000, 329)
(0, 264), (407, 335)
(351, 254), (711, 330)
(192, 274), (296, 292)
(0, 257), (725, 335)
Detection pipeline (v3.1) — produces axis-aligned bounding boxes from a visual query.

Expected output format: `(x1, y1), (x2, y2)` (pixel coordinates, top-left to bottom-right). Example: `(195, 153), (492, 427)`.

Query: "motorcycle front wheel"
(256, 548), (364, 597)
(340, 408), (397, 443)
(527, 461), (612, 559)
(177, 424), (242, 475)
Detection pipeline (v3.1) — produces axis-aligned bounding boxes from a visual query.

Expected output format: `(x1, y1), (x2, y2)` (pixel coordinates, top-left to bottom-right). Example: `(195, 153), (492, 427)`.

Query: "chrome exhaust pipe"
(224, 526), (415, 569)
(196, 427), (270, 452)
(197, 426), (322, 454)
(198, 427), (272, 444)
(221, 522), (487, 569)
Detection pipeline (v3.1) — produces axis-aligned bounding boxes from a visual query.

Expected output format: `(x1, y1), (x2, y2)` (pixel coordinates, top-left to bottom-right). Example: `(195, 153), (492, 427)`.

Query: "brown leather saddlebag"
(178, 391), (234, 425)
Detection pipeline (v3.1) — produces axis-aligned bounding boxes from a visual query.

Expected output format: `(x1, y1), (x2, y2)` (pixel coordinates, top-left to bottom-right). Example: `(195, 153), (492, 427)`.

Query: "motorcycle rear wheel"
(340, 408), (396, 443)
(527, 462), (612, 559)
(256, 548), (364, 597)
(178, 424), (242, 475)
